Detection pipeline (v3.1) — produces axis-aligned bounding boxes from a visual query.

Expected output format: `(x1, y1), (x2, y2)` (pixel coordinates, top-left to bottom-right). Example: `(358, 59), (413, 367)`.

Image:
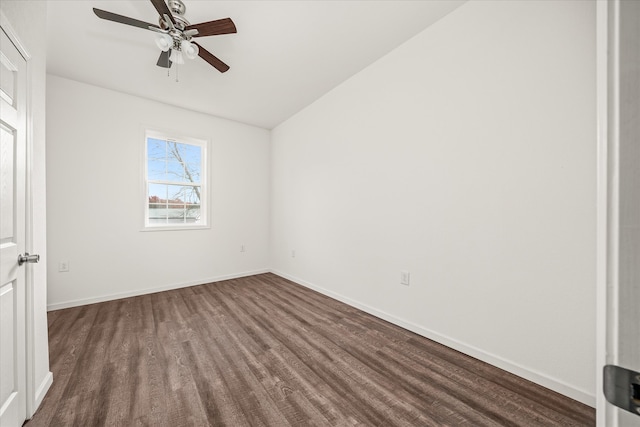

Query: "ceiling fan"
(93, 0), (236, 73)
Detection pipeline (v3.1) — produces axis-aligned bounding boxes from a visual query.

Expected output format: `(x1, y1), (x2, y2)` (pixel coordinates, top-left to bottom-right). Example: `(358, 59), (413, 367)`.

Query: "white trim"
(46, 269), (270, 311)
(608, 0), (621, 374)
(595, 1), (610, 425)
(271, 269), (596, 407)
(0, 14), (31, 60)
(139, 225), (211, 232)
(32, 372), (52, 413)
(600, 2), (622, 425)
(23, 41), (38, 422)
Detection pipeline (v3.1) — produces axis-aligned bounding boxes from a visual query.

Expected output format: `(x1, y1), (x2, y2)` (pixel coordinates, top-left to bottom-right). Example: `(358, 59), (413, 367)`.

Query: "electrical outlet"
(59, 261), (69, 272)
(291, 249), (296, 258)
(400, 270), (410, 286)
(240, 245), (246, 252)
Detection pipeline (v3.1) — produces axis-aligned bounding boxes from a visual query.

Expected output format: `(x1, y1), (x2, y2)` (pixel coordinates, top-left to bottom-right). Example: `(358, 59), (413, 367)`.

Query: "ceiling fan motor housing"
(168, 0), (186, 16)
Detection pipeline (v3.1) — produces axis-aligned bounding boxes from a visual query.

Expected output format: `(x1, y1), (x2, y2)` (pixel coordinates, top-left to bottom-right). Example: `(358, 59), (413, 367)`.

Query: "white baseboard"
(31, 371), (53, 417)
(270, 269), (595, 408)
(47, 269), (270, 311)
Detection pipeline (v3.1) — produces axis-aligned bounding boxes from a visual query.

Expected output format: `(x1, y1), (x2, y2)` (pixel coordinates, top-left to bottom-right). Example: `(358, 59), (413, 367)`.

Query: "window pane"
(147, 139), (166, 159)
(148, 139), (167, 180)
(166, 210), (185, 223)
(148, 203), (167, 224)
(148, 183), (168, 201)
(183, 186), (200, 204)
(176, 143), (201, 164)
(148, 158), (166, 180)
(166, 161), (186, 181)
(185, 204), (201, 223)
(167, 142), (201, 183)
(166, 184), (185, 206)
(185, 162), (201, 183)
(167, 184), (200, 205)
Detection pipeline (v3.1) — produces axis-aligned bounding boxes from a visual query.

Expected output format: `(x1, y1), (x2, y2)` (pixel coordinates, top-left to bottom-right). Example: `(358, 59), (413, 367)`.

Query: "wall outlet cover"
(400, 270), (410, 286)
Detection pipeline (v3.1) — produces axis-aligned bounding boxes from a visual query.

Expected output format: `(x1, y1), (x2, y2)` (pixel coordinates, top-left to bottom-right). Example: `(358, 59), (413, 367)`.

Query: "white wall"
(46, 75), (270, 309)
(0, 0), (52, 414)
(271, 0), (596, 405)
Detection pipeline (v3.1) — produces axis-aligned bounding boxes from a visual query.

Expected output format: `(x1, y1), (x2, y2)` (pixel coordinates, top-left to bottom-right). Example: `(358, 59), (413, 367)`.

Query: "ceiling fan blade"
(186, 18), (237, 37)
(149, 0), (176, 26)
(93, 8), (161, 31)
(193, 42), (230, 73)
(157, 50), (172, 68)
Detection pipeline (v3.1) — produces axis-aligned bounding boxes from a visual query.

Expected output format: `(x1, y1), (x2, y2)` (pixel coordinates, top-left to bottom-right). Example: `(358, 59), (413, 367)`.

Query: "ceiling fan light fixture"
(181, 40), (199, 60)
(169, 49), (185, 64)
(93, 0), (235, 74)
(155, 33), (172, 52)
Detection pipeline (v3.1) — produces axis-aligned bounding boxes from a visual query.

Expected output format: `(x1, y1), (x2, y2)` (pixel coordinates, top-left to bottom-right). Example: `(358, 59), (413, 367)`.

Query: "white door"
(0, 25), (28, 427)
(597, 0), (640, 426)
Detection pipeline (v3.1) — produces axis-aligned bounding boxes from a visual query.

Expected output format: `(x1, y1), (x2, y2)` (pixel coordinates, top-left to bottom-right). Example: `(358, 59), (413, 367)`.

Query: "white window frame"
(143, 129), (209, 231)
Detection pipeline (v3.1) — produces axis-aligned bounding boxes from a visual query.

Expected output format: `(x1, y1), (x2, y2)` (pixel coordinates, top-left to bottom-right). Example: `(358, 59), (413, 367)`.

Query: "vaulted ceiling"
(47, 1), (465, 129)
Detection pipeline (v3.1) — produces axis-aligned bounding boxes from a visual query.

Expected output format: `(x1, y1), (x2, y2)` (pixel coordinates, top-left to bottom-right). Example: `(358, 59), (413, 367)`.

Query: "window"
(144, 130), (208, 229)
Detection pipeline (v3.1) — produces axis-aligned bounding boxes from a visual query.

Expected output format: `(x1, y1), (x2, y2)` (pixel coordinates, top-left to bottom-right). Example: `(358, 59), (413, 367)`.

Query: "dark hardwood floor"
(26, 273), (595, 426)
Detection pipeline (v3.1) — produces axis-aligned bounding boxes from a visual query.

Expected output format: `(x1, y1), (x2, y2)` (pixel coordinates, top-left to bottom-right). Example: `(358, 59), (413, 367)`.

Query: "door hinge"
(603, 364), (640, 416)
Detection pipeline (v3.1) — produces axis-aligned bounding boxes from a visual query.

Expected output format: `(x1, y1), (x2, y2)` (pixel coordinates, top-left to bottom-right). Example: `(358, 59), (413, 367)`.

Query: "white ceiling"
(47, 0), (465, 129)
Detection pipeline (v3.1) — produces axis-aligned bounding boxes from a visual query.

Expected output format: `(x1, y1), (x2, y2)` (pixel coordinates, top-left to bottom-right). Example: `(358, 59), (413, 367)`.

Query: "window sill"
(141, 225), (211, 232)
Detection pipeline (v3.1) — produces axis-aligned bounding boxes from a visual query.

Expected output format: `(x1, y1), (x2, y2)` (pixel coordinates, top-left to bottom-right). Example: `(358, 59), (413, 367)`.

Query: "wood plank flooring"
(26, 273), (595, 426)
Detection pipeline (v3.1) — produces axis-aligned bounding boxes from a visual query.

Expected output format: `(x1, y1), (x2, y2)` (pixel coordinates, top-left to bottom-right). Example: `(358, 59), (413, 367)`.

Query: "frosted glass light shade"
(181, 40), (199, 60)
(155, 34), (172, 52)
(169, 49), (185, 64)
